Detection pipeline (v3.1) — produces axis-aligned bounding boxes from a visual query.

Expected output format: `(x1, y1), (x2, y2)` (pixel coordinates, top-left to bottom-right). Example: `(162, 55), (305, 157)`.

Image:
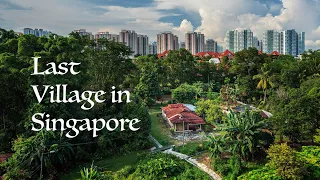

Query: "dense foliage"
(239, 144), (320, 180)
(0, 29), (151, 179)
(104, 153), (211, 180)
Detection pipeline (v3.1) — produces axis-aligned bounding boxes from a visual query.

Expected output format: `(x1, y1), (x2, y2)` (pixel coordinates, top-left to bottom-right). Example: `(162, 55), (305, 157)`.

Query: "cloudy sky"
(0, 0), (319, 49)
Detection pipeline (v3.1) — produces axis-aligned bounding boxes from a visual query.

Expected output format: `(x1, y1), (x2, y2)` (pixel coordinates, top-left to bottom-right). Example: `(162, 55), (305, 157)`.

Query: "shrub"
(229, 155), (241, 180)
(213, 156), (231, 176)
(238, 167), (283, 180)
(80, 163), (102, 180)
(297, 146), (320, 179)
(266, 143), (307, 180)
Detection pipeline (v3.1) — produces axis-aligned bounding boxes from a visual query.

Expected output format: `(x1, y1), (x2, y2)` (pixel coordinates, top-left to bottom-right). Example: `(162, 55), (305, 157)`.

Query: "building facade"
(157, 32), (179, 54)
(149, 41), (157, 55)
(253, 37), (263, 52)
(298, 32), (305, 55)
(136, 35), (149, 55)
(225, 30), (236, 53)
(205, 39), (218, 52)
(118, 30), (149, 56)
(225, 29), (254, 53)
(24, 28), (51, 37)
(279, 29), (306, 57)
(179, 42), (185, 49)
(237, 29), (253, 52)
(119, 30), (137, 55)
(185, 32), (205, 55)
(73, 29), (94, 39)
(262, 30), (280, 54)
(94, 32), (119, 42)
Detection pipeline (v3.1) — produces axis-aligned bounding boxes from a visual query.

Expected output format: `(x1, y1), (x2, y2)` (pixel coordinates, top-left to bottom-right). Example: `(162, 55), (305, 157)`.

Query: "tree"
(266, 143), (306, 180)
(253, 64), (274, 103)
(220, 108), (273, 161)
(135, 63), (162, 103)
(163, 49), (196, 88)
(172, 83), (197, 103)
(229, 48), (271, 103)
(3, 131), (74, 179)
(269, 77), (320, 142)
(195, 98), (224, 125)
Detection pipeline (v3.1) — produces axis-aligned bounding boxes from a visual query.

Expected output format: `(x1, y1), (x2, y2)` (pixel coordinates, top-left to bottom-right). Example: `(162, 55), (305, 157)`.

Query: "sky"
(0, 0), (319, 50)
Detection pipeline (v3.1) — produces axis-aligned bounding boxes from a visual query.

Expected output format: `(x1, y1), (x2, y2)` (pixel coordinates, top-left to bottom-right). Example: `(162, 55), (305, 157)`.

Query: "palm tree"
(253, 64), (274, 103)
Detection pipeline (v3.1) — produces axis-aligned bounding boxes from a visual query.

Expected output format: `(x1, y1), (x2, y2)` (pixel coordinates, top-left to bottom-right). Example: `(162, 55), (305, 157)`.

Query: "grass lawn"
(149, 105), (177, 146)
(60, 151), (143, 180)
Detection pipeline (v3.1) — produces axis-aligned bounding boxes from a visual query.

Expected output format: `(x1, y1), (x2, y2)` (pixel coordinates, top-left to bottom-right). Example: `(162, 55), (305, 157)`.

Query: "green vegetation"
(149, 106), (176, 146)
(83, 153), (211, 180)
(61, 151), (142, 180)
(175, 141), (207, 156)
(1, 26), (320, 180)
(0, 28), (151, 179)
(239, 145), (320, 180)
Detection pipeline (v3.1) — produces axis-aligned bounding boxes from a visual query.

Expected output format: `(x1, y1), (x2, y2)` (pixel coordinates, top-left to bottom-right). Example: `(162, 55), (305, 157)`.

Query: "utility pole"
(40, 153), (43, 180)
(40, 150), (55, 179)
(182, 120), (185, 146)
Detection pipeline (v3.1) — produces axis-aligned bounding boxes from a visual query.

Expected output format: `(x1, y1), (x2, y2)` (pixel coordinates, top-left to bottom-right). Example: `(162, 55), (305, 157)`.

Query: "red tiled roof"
(158, 50), (170, 58)
(162, 104), (205, 124)
(195, 52), (219, 58)
(258, 51), (263, 55)
(270, 51), (280, 56)
(219, 50), (235, 59)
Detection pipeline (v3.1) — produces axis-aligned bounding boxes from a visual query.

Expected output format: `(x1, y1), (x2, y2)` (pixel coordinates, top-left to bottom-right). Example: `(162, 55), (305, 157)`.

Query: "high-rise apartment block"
(136, 35), (149, 56)
(280, 29), (305, 56)
(261, 29), (305, 56)
(237, 29), (253, 52)
(149, 41), (157, 55)
(157, 32), (179, 54)
(225, 29), (254, 53)
(205, 39), (218, 52)
(179, 42), (185, 49)
(119, 30), (149, 56)
(225, 30), (236, 53)
(253, 37), (263, 52)
(185, 32), (205, 55)
(73, 29), (94, 40)
(23, 28), (51, 37)
(95, 32), (119, 42)
(262, 30), (280, 54)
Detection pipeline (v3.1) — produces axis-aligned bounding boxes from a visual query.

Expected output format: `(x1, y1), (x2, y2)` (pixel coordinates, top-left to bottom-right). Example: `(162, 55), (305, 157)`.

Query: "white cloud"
(1, 0), (319, 50)
(172, 19), (194, 39)
(161, 0), (320, 49)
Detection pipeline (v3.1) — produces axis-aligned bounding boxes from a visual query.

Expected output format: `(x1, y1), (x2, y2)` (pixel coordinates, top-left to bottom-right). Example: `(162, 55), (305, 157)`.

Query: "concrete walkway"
(148, 134), (163, 148)
(164, 148), (222, 180)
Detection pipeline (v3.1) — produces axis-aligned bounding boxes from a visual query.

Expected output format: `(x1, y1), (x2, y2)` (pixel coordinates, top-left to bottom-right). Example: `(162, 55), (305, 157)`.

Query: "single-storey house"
(161, 104), (205, 132)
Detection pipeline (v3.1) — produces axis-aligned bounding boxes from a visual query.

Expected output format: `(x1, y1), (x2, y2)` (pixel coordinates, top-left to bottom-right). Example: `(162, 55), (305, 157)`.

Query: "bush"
(172, 83), (197, 103)
(213, 157), (231, 176)
(114, 153), (211, 180)
(266, 143), (307, 180)
(80, 163), (102, 180)
(297, 146), (320, 179)
(229, 155), (241, 180)
(175, 141), (206, 156)
(238, 167), (283, 180)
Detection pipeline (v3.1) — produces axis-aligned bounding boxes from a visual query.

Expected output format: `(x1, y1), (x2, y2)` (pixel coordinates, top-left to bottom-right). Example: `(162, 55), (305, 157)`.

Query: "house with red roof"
(270, 51), (280, 56)
(219, 49), (235, 59)
(195, 51), (220, 58)
(162, 104), (205, 132)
